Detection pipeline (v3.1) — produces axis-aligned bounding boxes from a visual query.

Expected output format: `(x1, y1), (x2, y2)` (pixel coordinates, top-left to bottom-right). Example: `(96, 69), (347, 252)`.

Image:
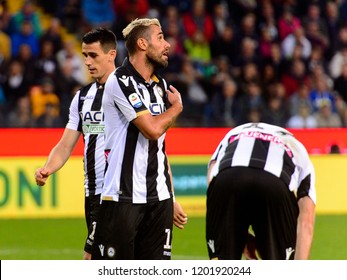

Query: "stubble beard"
(146, 51), (168, 70)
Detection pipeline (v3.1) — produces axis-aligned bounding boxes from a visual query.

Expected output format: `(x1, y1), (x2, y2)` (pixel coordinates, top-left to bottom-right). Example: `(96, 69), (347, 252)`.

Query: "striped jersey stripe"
(66, 82), (105, 196)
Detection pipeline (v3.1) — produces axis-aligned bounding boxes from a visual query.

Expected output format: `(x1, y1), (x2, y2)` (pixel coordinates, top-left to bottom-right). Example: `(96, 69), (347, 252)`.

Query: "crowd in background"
(2, 0), (347, 128)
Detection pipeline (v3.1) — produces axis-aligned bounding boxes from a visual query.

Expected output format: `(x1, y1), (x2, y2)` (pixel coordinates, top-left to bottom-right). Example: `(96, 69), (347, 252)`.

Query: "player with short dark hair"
(34, 27), (117, 260)
(206, 122), (316, 260)
(91, 18), (187, 260)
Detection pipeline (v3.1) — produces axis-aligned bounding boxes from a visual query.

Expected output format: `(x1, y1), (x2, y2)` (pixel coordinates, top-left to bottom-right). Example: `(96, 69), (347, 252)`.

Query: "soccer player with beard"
(91, 18), (187, 260)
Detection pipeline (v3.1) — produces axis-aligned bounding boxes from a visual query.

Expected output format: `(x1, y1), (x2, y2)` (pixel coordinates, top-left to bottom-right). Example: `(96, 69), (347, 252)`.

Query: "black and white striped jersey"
(66, 82), (105, 197)
(208, 122), (316, 204)
(101, 58), (172, 203)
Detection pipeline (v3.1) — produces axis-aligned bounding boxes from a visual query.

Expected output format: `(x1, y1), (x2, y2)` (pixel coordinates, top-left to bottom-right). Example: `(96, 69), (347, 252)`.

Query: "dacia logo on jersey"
(129, 93), (143, 108)
(149, 103), (165, 115)
(80, 111), (104, 123)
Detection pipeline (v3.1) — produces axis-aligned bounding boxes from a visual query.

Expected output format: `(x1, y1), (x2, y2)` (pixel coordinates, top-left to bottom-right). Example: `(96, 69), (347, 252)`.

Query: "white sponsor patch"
(128, 93), (143, 108)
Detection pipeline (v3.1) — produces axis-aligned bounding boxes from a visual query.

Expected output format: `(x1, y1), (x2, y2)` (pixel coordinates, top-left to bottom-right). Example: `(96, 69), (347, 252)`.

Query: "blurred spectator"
(257, 0), (278, 42)
(286, 103), (317, 129)
(176, 58), (209, 126)
(328, 44), (347, 79)
(281, 58), (309, 98)
(220, 78), (239, 127)
(235, 12), (259, 43)
(208, 74), (239, 127)
(40, 17), (63, 55)
(307, 45), (329, 75)
(161, 5), (185, 54)
(182, 0), (214, 42)
(237, 81), (265, 125)
(12, 43), (37, 82)
(162, 36), (184, 84)
(313, 99), (342, 128)
(309, 74), (336, 113)
(232, 37), (261, 78)
(324, 1), (345, 60)
(2, 59), (30, 112)
(8, 0), (43, 37)
(29, 77), (60, 119)
(277, 6), (301, 41)
(211, 1), (232, 39)
(6, 95), (35, 128)
(183, 28), (211, 72)
(288, 82), (314, 117)
(34, 39), (61, 85)
(305, 20), (329, 56)
(258, 26), (274, 60)
(261, 95), (289, 127)
(260, 64), (279, 100)
(210, 23), (238, 66)
(301, 2), (327, 37)
(56, 39), (89, 86)
(334, 92), (346, 122)
(10, 20), (40, 57)
(237, 62), (260, 95)
(35, 102), (64, 128)
(262, 42), (285, 79)
(81, 0), (115, 30)
(226, 0), (257, 24)
(57, 64), (81, 124)
(59, 0), (82, 35)
(281, 26), (312, 60)
(333, 62), (347, 103)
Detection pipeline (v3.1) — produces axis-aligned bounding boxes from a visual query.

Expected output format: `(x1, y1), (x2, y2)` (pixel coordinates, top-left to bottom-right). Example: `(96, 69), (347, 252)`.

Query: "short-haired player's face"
(82, 41), (113, 83)
(146, 25), (170, 69)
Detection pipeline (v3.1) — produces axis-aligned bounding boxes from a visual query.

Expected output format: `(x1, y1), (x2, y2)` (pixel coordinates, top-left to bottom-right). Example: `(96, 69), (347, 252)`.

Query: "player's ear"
(137, 38), (148, 51)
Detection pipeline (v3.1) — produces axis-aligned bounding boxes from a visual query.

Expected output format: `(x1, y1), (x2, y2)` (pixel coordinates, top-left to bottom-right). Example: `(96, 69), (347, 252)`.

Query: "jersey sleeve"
(291, 138), (317, 204)
(65, 90), (81, 131)
(106, 71), (149, 122)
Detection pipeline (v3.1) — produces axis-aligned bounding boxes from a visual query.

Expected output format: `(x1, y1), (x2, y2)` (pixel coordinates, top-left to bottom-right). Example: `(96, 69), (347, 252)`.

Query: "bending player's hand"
(173, 200), (188, 229)
(35, 167), (50, 186)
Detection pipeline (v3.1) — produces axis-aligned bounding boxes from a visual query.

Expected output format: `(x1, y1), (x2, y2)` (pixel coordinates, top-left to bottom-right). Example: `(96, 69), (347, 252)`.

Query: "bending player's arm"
(295, 196), (315, 260)
(132, 85), (183, 140)
(35, 128), (81, 186)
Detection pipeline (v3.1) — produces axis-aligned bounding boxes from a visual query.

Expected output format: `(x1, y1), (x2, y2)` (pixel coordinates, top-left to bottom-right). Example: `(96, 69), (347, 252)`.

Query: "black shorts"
(92, 198), (173, 260)
(206, 167), (299, 260)
(84, 194), (101, 254)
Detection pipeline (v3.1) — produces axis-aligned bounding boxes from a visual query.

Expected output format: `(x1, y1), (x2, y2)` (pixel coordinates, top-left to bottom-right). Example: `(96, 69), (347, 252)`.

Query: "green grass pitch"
(1, 215), (347, 260)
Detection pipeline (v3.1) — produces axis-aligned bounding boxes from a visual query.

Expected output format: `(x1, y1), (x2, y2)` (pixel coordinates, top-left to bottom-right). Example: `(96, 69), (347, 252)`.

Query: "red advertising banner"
(0, 127), (346, 156)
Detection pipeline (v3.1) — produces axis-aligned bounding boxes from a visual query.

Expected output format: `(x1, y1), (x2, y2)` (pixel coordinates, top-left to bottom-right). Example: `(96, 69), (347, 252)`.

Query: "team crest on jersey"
(107, 247), (116, 258)
(157, 86), (164, 97)
(129, 93), (143, 108)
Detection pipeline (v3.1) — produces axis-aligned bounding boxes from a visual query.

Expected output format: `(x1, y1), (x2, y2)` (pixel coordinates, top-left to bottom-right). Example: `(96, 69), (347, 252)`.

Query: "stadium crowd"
(1, 0), (347, 128)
